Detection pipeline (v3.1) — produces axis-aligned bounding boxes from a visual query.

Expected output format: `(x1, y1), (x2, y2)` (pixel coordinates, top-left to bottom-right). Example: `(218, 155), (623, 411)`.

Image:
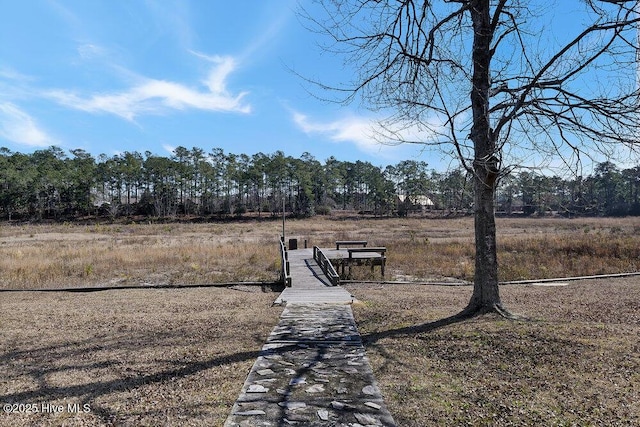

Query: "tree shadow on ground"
(0, 328), (268, 425)
(360, 310), (482, 346)
(1, 303), (523, 425)
(1, 311), (469, 425)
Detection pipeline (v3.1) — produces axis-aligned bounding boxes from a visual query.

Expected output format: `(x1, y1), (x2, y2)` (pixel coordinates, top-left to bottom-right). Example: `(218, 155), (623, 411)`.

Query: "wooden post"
(282, 196), (285, 244)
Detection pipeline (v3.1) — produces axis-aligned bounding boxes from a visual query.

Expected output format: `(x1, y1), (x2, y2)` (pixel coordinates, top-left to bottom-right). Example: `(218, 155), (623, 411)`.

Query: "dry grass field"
(1, 216), (639, 426)
(1, 216), (640, 289)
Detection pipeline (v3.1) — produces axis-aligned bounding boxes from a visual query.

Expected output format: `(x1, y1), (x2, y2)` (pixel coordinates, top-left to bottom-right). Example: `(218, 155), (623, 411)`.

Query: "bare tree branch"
(300, 0), (640, 315)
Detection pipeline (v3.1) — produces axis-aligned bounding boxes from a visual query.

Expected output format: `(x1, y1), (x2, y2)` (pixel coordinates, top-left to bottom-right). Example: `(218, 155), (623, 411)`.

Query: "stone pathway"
(224, 304), (396, 426)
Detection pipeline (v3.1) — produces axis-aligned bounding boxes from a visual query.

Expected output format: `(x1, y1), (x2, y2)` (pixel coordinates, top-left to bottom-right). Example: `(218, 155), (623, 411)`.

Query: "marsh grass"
(386, 232), (640, 283)
(0, 222), (283, 289)
(499, 233), (640, 281)
(1, 216), (640, 289)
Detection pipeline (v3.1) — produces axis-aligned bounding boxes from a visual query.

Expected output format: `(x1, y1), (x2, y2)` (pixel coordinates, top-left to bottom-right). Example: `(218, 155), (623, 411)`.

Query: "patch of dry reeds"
(499, 232), (640, 280)
(2, 216), (640, 289)
(386, 232), (640, 282)
(0, 222), (282, 290)
(378, 217), (640, 282)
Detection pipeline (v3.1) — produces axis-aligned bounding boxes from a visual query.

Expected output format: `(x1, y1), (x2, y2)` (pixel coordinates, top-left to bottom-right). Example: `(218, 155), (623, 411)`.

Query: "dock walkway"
(225, 246), (396, 426)
(274, 249), (354, 305)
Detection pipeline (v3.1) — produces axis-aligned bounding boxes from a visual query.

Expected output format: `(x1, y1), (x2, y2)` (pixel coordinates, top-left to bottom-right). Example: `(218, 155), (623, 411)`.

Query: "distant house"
(398, 194), (434, 206)
(413, 195), (435, 208)
(397, 194), (435, 216)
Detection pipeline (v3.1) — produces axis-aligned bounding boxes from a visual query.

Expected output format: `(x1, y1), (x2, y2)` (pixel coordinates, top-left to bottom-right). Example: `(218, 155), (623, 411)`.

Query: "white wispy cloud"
(76, 43), (107, 60)
(48, 55), (251, 121)
(0, 103), (56, 147)
(162, 143), (176, 155)
(292, 110), (444, 158)
(190, 52), (240, 94)
(0, 67), (33, 82)
(293, 111), (380, 151)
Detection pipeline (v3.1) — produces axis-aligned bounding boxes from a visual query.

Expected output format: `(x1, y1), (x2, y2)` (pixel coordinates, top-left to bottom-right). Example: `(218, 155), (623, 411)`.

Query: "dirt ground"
(0, 287), (282, 426)
(1, 277), (638, 426)
(346, 277), (640, 426)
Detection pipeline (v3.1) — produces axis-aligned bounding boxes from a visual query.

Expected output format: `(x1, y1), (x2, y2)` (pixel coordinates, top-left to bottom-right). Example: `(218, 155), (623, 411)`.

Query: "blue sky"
(0, 1), (636, 173)
(0, 0), (431, 168)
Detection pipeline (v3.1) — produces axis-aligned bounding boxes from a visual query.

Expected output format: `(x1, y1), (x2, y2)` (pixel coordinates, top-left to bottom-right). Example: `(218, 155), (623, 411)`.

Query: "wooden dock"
(225, 243), (396, 426)
(322, 246), (387, 279)
(274, 249), (354, 305)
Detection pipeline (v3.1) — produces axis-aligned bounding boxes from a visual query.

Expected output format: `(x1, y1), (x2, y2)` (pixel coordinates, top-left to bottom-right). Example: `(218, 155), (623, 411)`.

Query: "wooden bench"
(345, 247), (387, 277)
(346, 247), (386, 257)
(336, 240), (368, 249)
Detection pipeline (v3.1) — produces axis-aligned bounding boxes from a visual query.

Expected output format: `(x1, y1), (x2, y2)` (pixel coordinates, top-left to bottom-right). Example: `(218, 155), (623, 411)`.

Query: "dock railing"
(313, 246), (341, 286)
(280, 238), (292, 287)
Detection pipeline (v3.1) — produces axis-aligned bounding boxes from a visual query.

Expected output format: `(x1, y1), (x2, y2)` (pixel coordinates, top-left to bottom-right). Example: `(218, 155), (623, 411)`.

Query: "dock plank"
(274, 249), (353, 303)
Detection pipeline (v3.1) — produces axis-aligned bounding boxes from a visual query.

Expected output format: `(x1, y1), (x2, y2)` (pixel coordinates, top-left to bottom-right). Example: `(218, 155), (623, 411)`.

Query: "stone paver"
(225, 248), (396, 426)
(225, 304), (396, 426)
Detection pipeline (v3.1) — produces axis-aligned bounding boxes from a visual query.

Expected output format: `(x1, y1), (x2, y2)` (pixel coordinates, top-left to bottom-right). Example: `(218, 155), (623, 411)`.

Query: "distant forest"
(1, 146), (639, 221)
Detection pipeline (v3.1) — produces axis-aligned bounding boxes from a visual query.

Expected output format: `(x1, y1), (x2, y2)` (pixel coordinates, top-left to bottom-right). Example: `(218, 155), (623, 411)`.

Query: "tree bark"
(465, 0), (504, 315)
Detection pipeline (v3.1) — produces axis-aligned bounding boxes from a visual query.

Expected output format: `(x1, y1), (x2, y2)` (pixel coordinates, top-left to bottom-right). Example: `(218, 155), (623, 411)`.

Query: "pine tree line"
(1, 146), (638, 221)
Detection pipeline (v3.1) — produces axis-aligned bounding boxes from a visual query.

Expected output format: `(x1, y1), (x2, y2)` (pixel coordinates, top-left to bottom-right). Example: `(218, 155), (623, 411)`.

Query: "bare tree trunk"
(464, 0), (505, 315)
(468, 174), (502, 311)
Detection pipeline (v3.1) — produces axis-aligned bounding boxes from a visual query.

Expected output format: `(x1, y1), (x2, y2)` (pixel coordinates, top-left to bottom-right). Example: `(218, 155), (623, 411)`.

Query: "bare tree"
(302, 0), (640, 317)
